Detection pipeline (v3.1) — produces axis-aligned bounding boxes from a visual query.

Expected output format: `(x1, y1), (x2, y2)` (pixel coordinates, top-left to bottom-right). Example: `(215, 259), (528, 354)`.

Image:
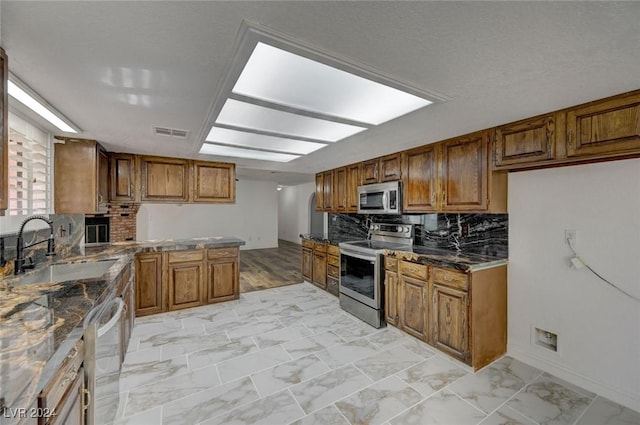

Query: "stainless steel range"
(339, 222), (414, 328)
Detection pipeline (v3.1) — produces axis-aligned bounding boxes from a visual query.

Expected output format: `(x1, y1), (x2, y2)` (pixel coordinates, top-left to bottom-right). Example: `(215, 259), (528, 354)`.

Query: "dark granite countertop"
(385, 245), (507, 272)
(0, 236), (244, 423)
(299, 233), (359, 245)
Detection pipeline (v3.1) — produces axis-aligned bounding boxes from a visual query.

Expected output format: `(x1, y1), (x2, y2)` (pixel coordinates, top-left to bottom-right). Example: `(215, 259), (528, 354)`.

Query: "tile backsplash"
(328, 212), (508, 258)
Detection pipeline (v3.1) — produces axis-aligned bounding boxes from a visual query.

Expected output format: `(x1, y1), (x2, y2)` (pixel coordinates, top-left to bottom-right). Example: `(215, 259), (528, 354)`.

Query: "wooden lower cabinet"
(301, 244), (313, 282)
(135, 252), (163, 316)
(167, 260), (204, 311)
(399, 275), (429, 341)
(385, 255), (506, 371)
(432, 283), (469, 363)
(206, 248), (239, 303)
(38, 339), (85, 425)
(135, 247), (240, 316)
(312, 250), (327, 290)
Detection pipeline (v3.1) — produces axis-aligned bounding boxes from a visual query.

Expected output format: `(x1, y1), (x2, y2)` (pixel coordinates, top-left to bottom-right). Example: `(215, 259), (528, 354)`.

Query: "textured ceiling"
(2, 1), (640, 185)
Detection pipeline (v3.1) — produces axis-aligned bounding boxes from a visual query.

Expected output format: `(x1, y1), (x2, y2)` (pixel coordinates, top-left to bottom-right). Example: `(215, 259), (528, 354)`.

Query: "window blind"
(7, 113), (51, 216)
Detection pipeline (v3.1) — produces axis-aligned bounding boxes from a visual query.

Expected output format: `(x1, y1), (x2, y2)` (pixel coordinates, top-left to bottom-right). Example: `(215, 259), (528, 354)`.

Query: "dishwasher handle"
(97, 298), (124, 338)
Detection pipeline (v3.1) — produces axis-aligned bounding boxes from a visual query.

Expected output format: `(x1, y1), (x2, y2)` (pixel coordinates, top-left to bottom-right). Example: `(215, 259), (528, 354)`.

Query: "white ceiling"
(2, 1), (640, 185)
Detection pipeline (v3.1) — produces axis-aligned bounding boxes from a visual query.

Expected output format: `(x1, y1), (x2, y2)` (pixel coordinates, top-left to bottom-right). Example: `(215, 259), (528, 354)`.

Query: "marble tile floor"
(104, 282), (640, 425)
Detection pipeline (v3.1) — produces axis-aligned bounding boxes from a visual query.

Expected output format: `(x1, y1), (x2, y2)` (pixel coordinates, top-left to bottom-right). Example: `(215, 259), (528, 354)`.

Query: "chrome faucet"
(14, 215), (56, 275)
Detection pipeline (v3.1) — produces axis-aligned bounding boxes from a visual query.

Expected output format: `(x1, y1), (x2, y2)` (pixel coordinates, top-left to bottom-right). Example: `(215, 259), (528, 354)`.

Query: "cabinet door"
(206, 257), (239, 303)
(385, 270), (399, 327)
(322, 170), (334, 211)
(402, 145), (439, 212)
(167, 260), (203, 311)
(399, 275), (428, 341)
(54, 139), (100, 213)
(380, 153), (401, 181)
(315, 173), (324, 211)
(135, 252), (164, 316)
(0, 48), (8, 214)
(566, 91), (640, 158)
(98, 148), (109, 207)
(346, 163), (362, 212)
(139, 156), (189, 202)
(192, 161), (235, 203)
(362, 159), (379, 184)
(109, 153), (136, 201)
(312, 251), (327, 289)
(432, 284), (469, 363)
(302, 247), (313, 281)
(334, 167), (347, 212)
(495, 114), (555, 168)
(441, 131), (488, 211)
(48, 367), (85, 425)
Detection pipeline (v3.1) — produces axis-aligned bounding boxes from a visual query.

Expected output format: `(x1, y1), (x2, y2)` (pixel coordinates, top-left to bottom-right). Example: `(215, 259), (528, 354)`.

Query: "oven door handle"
(383, 192), (389, 211)
(340, 249), (377, 263)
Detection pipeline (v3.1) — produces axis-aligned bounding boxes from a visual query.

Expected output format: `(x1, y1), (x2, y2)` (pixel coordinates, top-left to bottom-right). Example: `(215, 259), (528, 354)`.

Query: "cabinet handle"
(567, 129), (573, 147)
(60, 370), (77, 388)
(431, 191), (436, 205)
(444, 276), (453, 282)
(67, 347), (78, 359)
(83, 388), (91, 411)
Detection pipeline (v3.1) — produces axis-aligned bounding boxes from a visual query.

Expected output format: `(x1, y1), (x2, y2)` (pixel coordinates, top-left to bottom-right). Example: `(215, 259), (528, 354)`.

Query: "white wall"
(508, 158), (640, 411)
(278, 182), (315, 244)
(136, 180), (278, 250)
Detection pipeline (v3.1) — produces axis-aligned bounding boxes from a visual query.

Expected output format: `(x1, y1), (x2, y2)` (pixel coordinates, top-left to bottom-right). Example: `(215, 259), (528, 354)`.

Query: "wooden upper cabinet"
(494, 114), (556, 169)
(402, 145), (439, 212)
(192, 161), (235, 203)
(334, 167), (347, 212)
(440, 131), (488, 211)
(139, 155), (189, 202)
(565, 90), (640, 158)
(0, 48), (7, 215)
(380, 153), (401, 182)
(322, 170), (334, 211)
(109, 153), (136, 201)
(315, 173), (324, 211)
(54, 138), (108, 214)
(362, 159), (379, 184)
(346, 162), (362, 212)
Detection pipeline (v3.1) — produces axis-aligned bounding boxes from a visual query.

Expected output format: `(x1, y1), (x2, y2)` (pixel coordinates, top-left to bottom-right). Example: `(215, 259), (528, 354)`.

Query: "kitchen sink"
(13, 260), (118, 286)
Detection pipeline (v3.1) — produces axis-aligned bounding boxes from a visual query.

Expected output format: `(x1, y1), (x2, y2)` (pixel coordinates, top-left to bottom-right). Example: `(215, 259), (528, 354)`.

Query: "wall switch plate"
(565, 229), (577, 246)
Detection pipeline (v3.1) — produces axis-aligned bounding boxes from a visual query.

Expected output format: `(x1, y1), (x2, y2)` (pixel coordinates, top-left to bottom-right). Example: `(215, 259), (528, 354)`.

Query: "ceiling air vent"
(154, 126), (190, 139)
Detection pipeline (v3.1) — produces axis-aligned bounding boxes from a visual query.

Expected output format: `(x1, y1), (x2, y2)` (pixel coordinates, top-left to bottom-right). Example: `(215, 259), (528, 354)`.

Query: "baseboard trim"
(508, 345), (640, 412)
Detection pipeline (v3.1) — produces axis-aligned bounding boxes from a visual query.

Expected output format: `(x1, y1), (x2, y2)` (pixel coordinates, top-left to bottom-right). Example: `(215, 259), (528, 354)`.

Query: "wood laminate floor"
(240, 239), (303, 293)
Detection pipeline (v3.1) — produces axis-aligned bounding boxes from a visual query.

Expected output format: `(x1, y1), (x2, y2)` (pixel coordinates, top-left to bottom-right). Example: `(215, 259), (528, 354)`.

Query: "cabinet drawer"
(385, 257), (398, 271)
(432, 267), (468, 291)
(327, 245), (340, 256)
(400, 260), (428, 280)
(302, 240), (314, 249)
(207, 247), (239, 259)
(168, 250), (204, 263)
(39, 339), (84, 413)
(327, 264), (339, 278)
(327, 254), (340, 267)
(314, 243), (327, 253)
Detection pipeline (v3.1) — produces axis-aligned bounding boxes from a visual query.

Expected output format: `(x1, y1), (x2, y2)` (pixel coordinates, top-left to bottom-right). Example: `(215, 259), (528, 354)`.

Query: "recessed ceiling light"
(206, 126), (327, 155)
(233, 42), (433, 125)
(199, 143), (301, 162)
(215, 99), (366, 142)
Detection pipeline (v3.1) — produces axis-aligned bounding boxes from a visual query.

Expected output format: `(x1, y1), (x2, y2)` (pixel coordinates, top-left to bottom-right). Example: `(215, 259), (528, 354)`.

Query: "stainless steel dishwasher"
(84, 290), (124, 425)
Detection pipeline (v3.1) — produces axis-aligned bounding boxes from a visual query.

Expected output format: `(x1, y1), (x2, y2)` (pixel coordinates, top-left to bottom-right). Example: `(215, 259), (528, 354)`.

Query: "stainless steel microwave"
(357, 181), (402, 215)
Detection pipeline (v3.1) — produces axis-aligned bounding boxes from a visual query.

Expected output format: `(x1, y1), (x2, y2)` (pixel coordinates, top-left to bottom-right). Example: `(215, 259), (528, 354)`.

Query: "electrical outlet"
(565, 229), (577, 246)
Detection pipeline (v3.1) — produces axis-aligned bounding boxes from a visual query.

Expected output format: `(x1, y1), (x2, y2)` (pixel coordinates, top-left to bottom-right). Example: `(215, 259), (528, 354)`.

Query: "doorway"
(309, 193), (323, 235)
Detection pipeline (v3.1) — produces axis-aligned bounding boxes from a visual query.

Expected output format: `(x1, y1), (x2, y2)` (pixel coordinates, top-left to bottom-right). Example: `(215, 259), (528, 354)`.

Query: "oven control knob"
(403, 227), (410, 233)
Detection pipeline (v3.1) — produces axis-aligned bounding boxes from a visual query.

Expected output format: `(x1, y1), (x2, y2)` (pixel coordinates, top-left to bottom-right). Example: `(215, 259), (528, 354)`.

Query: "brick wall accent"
(107, 203), (140, 242)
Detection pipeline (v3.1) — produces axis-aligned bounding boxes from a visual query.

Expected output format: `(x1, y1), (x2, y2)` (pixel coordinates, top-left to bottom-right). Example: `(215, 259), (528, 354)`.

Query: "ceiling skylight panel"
(206, 126), (326, 155)
(199, 143), (301, 162)
(232, 42), (433, 126)
(215, 99), (366, 142)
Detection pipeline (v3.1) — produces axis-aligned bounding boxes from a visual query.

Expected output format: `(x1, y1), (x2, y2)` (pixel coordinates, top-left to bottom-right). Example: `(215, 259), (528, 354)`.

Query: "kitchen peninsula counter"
(0, 236), (244, 424)
(384, 245), (507, 272)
